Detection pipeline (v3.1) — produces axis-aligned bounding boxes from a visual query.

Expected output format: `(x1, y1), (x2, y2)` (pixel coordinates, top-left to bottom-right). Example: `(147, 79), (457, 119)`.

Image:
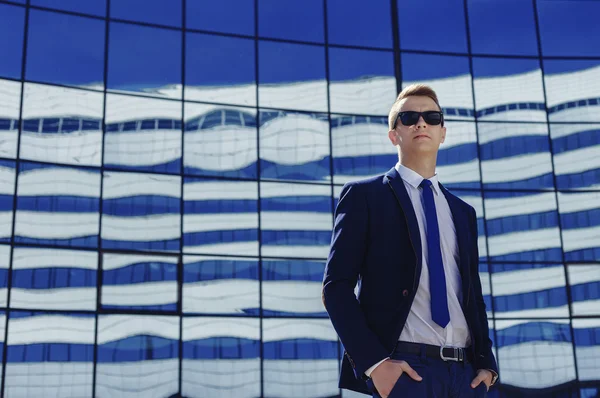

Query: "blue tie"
(420, 179), (450, 328)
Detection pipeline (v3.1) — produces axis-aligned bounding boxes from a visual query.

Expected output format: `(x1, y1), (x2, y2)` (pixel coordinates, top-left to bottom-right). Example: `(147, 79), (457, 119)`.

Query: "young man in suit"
(322, 84), (498, 397)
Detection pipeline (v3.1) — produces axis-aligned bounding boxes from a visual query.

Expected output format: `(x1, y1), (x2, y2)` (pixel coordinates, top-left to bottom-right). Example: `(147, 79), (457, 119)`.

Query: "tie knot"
(420, 179), (432, 189)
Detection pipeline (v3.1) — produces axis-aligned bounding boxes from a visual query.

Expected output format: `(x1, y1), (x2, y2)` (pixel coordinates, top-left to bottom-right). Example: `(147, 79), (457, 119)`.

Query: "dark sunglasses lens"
(423, 112), (442, 125)
(400, 112), (420, 126)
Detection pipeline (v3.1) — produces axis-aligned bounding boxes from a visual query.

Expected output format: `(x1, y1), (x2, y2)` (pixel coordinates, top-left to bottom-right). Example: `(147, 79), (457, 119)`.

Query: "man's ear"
(440, 126), (447, 144)
(388, 129), (398, 145)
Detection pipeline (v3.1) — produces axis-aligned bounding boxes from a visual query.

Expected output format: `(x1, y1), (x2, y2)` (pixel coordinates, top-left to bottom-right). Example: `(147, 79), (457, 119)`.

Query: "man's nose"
(416, 115), (427, 128)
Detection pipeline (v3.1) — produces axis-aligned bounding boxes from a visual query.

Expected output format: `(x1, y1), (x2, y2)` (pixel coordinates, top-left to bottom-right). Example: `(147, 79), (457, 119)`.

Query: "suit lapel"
(383, 167), (422, 273)
(439, 183), (471, 278)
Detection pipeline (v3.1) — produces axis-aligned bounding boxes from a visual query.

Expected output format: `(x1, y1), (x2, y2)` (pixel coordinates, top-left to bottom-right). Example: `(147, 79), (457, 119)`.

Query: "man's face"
(388, 95), (446, 156)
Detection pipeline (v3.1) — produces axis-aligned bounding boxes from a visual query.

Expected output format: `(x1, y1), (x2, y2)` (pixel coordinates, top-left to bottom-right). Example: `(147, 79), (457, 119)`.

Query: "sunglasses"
(395, 111), (444, 127)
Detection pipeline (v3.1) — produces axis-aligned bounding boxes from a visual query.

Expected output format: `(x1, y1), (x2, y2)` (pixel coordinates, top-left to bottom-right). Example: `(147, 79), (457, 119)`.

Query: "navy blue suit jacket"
(322, 167), (498, 395)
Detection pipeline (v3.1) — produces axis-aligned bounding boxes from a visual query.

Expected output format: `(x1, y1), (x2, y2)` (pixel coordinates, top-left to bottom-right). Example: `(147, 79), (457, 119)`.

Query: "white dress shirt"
(365, 163), (471, 377)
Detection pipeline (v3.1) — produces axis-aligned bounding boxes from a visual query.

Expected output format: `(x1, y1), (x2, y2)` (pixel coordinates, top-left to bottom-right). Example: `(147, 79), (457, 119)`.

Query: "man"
(322, 84), (498, 397)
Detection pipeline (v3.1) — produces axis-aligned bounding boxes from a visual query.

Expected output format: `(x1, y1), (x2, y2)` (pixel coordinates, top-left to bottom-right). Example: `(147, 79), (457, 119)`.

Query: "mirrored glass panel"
(185, 33), (255, 106)
(473, 57), (545, 122)
(484, 191), (562, 262)
(467, 0), (538, 56)
(14, 162), (101, 248)
(5, 311), (95, 398)
(537, 0), (600, 57)
(259, 109), (330, 183)
(0, 161), (16, 243)
(259, 0), (324, 43)
(101, 171), (181, 252)
(107, 22), (181, 99)
(30, 0), (106, 17)
(258, 41), (327, 112)
(568, 265), (600, 317)
(110, 0), (181, 27)
(328, 47), (395, 115)
(478, 122), (553, 190)
(0, 79), (21, 159)
(401, 53), (474, 121)
(186, 0), (254, 36)
(260, 182), (332, 259)
(452, 190), (487, 261)
(21, 83), (103, 167)
(263, 318), (339, 398)
(10, 247), (97, 311)
(183, 178), (258, 256)
(101, 252), (178, 312)
(558, 191), (600, 262)
(0, 4), (24, 80)
(438, 121), (480, 190)
(182, 316), (260, 398)
(184, 103), (257, 179)
(183, 255), (259, 315)
(398, 0), (467, 53)
(551, 124), (600, 191)
(328, 0), (392, 48)
(96, 314), (179, 398)
(262, 258), (327, 317)
(495, 319), (576, 389)
(330, 114), (394, 185)
(544, 60), (600, 123)
(0, 245), (9, 307)
(491, 263), (568, 319)
(572, 319), (600, 382)
(26, 10), (105, 88)
(105, 94), (181, 174)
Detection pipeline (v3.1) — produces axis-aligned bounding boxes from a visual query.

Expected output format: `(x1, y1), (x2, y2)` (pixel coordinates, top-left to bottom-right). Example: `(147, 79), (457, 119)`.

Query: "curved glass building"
(0, 0), (598, 397)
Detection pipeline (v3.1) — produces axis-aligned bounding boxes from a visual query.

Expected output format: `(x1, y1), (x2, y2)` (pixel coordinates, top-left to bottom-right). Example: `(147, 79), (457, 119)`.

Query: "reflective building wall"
(0, 0), (598, 397)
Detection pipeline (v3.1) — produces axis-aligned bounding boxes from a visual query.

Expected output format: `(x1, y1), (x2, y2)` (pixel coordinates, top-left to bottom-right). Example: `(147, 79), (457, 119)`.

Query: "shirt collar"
(395, 163), (441, 196)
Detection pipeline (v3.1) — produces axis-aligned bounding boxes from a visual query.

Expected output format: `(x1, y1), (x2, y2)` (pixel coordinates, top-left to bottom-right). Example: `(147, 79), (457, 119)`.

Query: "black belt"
(392, 341), (471, 363)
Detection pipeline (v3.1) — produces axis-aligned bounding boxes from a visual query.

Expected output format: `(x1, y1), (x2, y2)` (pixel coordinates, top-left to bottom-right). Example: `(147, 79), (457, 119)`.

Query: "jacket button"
(402, 289), (409, 297)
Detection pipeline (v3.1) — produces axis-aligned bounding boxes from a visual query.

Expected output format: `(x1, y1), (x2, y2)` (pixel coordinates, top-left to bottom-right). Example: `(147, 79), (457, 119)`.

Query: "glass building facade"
(0, 0), (598, 397)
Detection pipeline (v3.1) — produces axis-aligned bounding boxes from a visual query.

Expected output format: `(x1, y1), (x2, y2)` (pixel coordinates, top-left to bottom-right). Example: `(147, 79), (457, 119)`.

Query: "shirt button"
(402, 289), (409, 297)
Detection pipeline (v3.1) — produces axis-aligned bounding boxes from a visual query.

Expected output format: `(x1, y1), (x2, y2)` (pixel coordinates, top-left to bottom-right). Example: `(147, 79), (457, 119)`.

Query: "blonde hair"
(388, 84), (443, 130)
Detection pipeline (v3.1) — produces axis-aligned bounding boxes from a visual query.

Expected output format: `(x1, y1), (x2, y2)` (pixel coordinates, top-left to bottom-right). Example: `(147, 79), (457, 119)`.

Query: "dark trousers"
(366, 344), (488, 398)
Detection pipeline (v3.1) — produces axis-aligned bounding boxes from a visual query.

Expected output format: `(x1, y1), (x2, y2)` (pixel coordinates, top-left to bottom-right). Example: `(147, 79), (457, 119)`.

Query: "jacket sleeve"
(469, 206), (499, 375)
(322, 183), (389, 378)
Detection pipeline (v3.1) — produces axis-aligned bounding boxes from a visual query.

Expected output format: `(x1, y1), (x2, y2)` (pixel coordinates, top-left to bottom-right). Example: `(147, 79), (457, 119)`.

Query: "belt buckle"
(439, 346), (461, 362)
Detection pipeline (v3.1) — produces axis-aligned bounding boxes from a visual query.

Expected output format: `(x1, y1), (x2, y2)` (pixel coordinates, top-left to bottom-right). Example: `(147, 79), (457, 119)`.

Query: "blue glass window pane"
(11, 247), (98, 310)
(0, 80), (21, 159)
(186, 0), (254, 36)
(259, 110), (330, 183)
(26, 10), (105, 87)
(544, 60), (600, 124)
(559, 193), (600, 262)
(108, 22), (181, 98)
(259, 0), (324, 43)
(327, 0), (392, 48)
(398, 0), (467, 53)
(101, 172), (181, 252)
(0, 4), (24, 79)
(6, 311), (95, 397)
(473, 57), (545, 123)
(183, 178), (258, 256)
(96, 315), (179, 396)
(401, 53), (473, 120)
(328, 47), (395, 115)
(573, 319), (600, 383)
(15, 162), (101, 248)
(467, 0), (538, 56)
(537, 0), (600, 57)
(258, 41), (327, 112)
(31, 0), (106, 17)
(0, 246), (9, 305)
(111, 0), (181, 27)
(260, 182), (332, 258)
(104, 94), (182, 174)
(0, 161), (16, 244)
(186, 33), (255, 106)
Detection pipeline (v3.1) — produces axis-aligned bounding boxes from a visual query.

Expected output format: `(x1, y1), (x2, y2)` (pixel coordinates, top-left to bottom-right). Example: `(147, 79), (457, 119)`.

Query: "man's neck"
(400, 154), (437, 179)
